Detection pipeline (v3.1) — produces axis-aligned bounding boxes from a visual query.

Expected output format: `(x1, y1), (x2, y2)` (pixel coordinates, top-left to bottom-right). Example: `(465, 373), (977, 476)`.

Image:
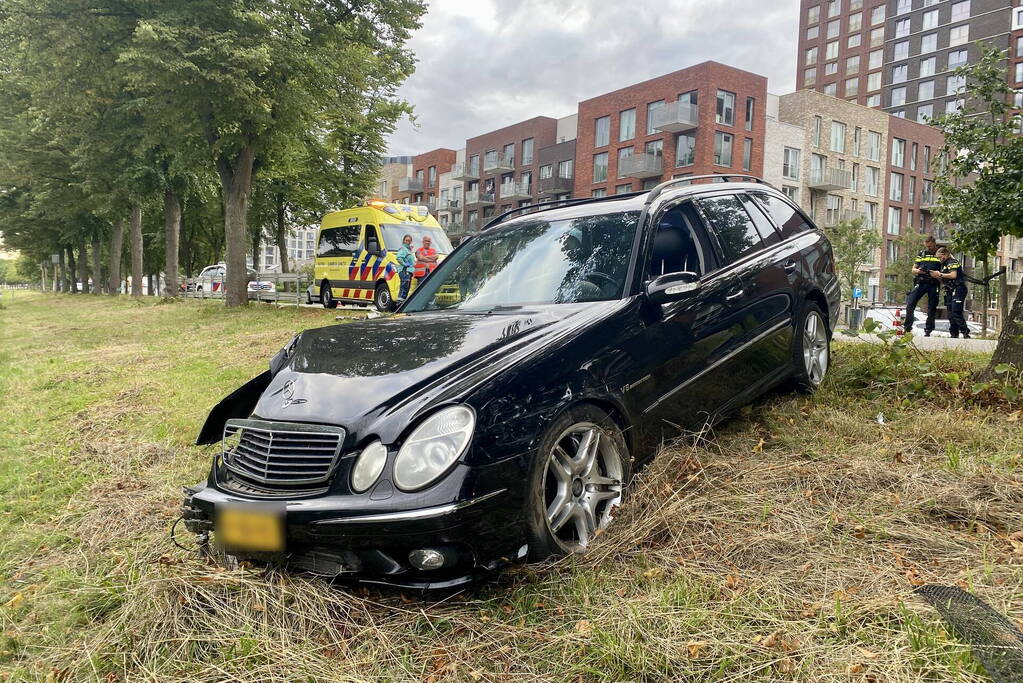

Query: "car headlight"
(351, 440), (388, 493)
(393, 406), (475, 492)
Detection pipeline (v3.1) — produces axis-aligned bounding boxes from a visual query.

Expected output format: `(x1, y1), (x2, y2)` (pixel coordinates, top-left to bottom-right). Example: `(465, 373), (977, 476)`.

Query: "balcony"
(651, 101), (699, 133)
(464, 190), (495, 207)
(483, 153), (515, 174)
(398, 177), (424, 193)
(823, 209), (867, 227)
(451, 163), (479, 182)
(1007, 269), (1022, 287)
(618, 153), (663, 179)
(808, 167), (852, 191)
(539, 174), (574, 195)
(426, 197), (437, 211)
(920, 190), (937, 211)
(437, 198), (460, 212)
(499, 181), (532, 201)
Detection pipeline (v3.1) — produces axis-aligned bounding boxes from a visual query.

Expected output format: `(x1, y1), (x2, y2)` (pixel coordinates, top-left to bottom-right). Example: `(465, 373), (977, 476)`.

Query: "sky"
(386, 0), (800, 156)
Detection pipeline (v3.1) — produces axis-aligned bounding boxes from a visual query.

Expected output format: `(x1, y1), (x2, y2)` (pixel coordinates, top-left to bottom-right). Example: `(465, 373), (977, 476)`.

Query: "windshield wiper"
(486, 305), (524, 314)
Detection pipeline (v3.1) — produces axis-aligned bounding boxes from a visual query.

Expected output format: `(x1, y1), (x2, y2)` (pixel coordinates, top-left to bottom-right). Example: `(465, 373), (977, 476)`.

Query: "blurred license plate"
(215, 503), (285, 552)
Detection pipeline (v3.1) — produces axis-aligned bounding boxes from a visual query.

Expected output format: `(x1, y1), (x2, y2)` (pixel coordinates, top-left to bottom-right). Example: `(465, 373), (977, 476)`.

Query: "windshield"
(381, 224), (454, 254)
(402, 210), (640, 312)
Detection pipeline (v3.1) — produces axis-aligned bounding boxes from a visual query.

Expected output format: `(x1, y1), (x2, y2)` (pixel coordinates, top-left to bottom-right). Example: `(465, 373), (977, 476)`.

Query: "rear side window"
(748, 191), (813, 240)
(697, 194), (765, 264)
(317, 225), (361, 257)
(739, 194), (781, 247)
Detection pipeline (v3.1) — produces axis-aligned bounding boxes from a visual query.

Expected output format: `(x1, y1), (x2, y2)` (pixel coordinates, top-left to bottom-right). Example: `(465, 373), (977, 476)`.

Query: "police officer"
(903, 235), (942, 336)
(934, 246), (970, 339)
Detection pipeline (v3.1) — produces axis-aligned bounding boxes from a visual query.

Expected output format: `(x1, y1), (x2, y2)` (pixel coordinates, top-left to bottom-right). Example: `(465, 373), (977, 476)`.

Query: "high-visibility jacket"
(414, 247), (437, 278)
(913, 249), (941, 287)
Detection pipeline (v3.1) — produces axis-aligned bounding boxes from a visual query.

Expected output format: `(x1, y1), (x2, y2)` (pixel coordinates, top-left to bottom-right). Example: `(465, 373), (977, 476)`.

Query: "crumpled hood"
(251, 303), (623, 442)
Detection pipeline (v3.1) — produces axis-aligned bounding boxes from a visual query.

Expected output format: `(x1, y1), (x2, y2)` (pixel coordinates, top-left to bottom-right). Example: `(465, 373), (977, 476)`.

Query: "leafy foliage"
(826, 217), (881, 301)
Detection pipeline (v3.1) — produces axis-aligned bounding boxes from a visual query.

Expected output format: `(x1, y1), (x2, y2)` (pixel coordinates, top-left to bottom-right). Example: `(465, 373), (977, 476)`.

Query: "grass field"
(0, 291), (1021, 681)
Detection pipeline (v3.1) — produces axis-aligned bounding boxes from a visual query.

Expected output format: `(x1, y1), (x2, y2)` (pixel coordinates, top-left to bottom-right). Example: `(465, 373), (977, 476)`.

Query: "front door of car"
(621, 200), (744, 440)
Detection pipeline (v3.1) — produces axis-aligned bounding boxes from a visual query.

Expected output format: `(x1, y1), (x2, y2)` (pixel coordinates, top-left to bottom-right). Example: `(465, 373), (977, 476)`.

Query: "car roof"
(487, 177), (782, 231)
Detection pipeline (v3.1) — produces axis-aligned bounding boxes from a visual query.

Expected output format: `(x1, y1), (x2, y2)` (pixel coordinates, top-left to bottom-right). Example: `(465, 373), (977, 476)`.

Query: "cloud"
(387, 0), (799, 155)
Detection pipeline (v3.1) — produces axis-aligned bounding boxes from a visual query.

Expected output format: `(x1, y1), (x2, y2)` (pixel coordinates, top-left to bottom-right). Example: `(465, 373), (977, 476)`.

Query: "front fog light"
(393, 406), (475, 491)
(409, 548), (448, 570)
(351, 441), (388, 493)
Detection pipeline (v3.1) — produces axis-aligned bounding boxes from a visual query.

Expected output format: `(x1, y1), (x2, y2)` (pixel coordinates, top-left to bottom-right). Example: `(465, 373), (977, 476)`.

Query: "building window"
(893, 64), (908, 84)
(783, 185), (798, 201)
(895, 18), (910, 38)
(891, 138), (905, 168)
(1016, 90), (1023, 108)
(922, 9), (938, 30)
(647, 100), (664, 135)
(615, 183), (632, 195)
(896, 0), (910, 14)
(865, 202), (877, 228)
(1017, 36), (1023, 58)
(522, 138), (534, 164)
(1016, 63), (1023, 84)
(812, 115), (823, 146)
(948, 50), (968, 69)
(848, 33), (862, 48)
(891, 86), (907, 107)
(827, 0), (839, 18)
(920, 56), (936, 78)
(890, 172), (904, 202)
(845, 77), (859, 96)
(645, 139), (663, 160)
(946, 98), (965, 113)
(846, 55), (860, 74)
(1015, 6), (1023, 30)
(851, 163), (859, 191)
(714, 132), (733, 166)
(539, 164), (553, 179)
(870, 27), (884, 47)
(807, 25), (820, 40)
(830, 121), (846, 152)
(745, 97), (755, 131)
(923, 146), (932, 173)
(921, 33), (937, 53)
(869, 49), (883, 70)
(865, 166), (880, 196)
(468, 154), (479, 174)
(824, 83), (838, 96)
(827, 19), (840, 39)
(826, 40), (839, 60)
(619, 109), (636, 141)
(894, 41), (909, 60)
(805, 67), (818, 85)
(871, 5), (884, 24)
(867, 72), (881, 91)
(558, 159), (573, 178)
(783, 147), (801, 179)
(949, 25), (969, 48)
(591, 188), (607, 198)
(887, 206), (901, 235)
(593, 152), (608, 182)
(951, 0), (970, 21)
(853, 127), (862, 155)
(867, 131), (881, 161)
(910, 142), (918, 171)
(594, 116), (610, 147)
(616, 147), (633, 177)
(503, 143), (515, 164)
(917, 103), (933, 122)
(947, 75), (966, 94)
(716, 90), (736, 126)
(825, 61), (838, 76)
(849, 11), (862, 32)
(675, 132), (696, 167)
(428, 166), (437, 187)
(742, 138), (753, 171)
(807, 4), (820, 24)
(850, 0), (862, 9)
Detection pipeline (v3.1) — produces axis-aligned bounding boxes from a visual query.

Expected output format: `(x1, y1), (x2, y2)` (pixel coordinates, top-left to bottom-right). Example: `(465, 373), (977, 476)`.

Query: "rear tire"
(374, 283), (393, 312)
(791, 301), (830, 393)
(525, 404), (630, 561)
(321, 282), (338, 309)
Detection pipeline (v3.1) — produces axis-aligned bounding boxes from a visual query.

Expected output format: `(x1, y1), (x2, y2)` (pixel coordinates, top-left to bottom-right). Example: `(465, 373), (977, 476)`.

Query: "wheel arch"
(805, 289), (830, 331)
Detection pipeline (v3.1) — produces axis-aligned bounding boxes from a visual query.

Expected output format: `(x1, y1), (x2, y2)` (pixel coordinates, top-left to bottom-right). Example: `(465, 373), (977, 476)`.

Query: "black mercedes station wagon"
(182, 176), (840, 588)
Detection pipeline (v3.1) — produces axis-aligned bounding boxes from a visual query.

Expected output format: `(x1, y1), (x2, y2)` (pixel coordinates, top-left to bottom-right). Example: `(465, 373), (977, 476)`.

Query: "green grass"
(0, 291), (1021, 681)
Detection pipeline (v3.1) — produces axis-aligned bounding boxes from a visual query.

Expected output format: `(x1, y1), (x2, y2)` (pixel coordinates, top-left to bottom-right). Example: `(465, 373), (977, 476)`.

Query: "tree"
(933, 43), (1023, 375)
(120, 0), (425, 305)
(826, 217), (881, 302)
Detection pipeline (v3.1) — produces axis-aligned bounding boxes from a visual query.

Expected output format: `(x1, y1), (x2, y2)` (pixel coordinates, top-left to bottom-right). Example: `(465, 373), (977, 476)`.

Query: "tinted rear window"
(748, 191), (813, 239)
(697, 194), (765, 264)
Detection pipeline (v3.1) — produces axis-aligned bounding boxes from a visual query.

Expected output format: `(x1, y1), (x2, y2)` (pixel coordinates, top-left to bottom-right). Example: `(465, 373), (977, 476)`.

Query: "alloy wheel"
(543, 422), (623, 551)
(803, 311), (829, 385)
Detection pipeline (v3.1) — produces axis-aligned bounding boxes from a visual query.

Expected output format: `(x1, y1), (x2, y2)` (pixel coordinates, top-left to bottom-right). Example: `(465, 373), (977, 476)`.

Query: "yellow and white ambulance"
(312, 201), (453, 311)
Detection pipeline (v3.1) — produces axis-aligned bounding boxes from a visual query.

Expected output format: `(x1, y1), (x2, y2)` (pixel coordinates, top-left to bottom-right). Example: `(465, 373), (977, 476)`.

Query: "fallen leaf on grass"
(725, 573), (742, 589)
(574, 619), (592, 635)
(2, 594), (24, 609)
(642, 567), (664, 580)
(686, 641), (709, 659)
(847, 662), (865, 674)
(752, 438), (765, 454)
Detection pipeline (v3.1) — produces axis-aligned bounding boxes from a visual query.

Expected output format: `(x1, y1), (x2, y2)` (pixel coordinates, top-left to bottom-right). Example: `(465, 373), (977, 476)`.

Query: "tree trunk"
(275, 197), (289, 273)
(164, 189), (181, 296)
(57, 250), (66, 292)
(77, 236), (89, 294)
(91, 233), (102, 294)
(981, 259), (990, 338)
(999, 271), (1008, 332)
(217, 146), (256, 307)
(985, 285), (1023, 376)
(108, 219), (125, 295)
(40, 263), (48, 291)
(66, 246), (78, 293)
(129, 205), (143, 297)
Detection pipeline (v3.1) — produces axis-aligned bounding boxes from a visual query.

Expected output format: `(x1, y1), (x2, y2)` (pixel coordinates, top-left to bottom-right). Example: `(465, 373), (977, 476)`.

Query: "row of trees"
(0, 0), (426, 305)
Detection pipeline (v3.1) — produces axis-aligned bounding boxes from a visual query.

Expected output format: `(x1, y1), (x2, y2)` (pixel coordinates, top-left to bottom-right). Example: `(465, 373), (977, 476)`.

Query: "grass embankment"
(0, 291), (1020, 681)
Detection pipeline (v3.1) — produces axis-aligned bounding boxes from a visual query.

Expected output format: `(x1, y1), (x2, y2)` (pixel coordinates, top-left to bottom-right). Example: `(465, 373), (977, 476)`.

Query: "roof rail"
(644, 174), (775, 206)
(482, 191), (646, 230)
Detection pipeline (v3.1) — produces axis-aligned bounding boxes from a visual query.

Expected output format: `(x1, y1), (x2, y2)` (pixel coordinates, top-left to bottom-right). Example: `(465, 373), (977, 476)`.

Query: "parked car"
(911, 320), (982, 337)
(182, 176), (840, 588)
(187, 263), (275, 298)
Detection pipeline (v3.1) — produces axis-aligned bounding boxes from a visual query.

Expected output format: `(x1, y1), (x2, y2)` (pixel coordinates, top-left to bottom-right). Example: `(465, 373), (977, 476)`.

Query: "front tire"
(791, 301), (830, 393)
(525, 405), (630, 560)
(374, 282), (393, 312)
(321, 282), (338, 309)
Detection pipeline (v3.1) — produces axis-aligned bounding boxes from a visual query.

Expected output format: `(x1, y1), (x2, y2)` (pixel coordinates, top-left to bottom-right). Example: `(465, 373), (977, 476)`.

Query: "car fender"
(195, 370), (273, 445)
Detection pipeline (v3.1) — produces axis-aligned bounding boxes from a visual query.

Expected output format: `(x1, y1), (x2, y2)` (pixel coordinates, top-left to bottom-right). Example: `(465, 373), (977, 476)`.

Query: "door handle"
(783, 260), (797, 273)
(725, 290), (744, 301)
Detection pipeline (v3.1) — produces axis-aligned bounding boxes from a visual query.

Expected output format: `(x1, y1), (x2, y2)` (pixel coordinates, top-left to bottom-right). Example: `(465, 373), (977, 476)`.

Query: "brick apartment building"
(455, 116), (558, 231)
(397, 148), (457, 206)
(573, 61), (767, 198)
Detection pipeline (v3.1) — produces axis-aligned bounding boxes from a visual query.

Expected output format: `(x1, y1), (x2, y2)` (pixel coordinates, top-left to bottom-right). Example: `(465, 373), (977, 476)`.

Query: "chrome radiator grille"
(223, 419), (345, 489)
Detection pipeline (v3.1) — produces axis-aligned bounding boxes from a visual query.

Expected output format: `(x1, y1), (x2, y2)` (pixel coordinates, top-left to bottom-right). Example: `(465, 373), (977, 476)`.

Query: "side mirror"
(645, 271), (701, 305)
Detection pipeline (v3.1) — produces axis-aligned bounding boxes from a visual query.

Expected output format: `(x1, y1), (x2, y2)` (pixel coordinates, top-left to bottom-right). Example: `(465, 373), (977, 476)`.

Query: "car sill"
(310, 488), (507, 525)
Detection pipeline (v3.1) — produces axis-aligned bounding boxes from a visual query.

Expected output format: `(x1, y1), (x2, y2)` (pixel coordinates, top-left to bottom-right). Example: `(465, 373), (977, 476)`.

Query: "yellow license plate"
(215, 504), (285, 552)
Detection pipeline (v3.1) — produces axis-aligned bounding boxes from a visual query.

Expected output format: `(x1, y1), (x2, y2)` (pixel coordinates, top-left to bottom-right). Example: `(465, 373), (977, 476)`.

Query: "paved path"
(837, 329), (998, 352)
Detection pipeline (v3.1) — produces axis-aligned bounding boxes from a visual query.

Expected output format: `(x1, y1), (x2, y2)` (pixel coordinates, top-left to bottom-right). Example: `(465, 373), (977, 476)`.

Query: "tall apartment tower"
(797, 0), (1023, 123)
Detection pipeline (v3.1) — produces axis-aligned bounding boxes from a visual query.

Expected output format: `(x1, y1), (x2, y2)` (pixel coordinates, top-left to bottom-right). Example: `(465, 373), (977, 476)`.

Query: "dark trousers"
(945, 285), (969, 337)
(904, 283), (938, 334)
(398, 270), (412, 300)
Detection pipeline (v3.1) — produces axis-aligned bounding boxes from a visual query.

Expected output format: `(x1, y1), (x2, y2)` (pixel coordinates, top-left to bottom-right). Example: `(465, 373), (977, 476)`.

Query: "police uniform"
(939, 255), (969, 338)
(903, 248), (941, 335)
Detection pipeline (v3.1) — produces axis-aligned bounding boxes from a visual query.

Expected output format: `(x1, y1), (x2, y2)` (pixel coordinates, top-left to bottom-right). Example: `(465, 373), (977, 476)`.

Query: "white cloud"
(387, 0), (798, 154)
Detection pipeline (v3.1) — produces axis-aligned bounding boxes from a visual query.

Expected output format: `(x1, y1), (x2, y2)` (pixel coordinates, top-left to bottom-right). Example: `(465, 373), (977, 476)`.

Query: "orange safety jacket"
(414, 247), (438, 278)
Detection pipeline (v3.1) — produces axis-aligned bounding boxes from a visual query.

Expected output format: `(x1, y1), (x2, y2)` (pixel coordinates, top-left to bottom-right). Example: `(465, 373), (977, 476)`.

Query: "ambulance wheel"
(321, 282), (338, 309)
(374, 283), (393, 312)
